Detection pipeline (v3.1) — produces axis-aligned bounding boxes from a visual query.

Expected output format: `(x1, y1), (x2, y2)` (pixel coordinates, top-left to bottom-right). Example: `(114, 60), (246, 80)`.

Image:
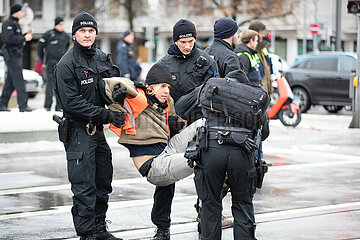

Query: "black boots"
(0, 105), (10, 111)
(19, 106), (34, 112)
(151, 227), (170, 240)
(91, 219), (123, 240)
(80, 235), (97, 240)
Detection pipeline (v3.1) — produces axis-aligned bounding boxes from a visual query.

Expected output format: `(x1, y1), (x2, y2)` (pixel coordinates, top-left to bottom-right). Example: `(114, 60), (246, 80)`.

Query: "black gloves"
(112, 87), (127, 104)
(107, 110), (126, 128)
(168, 116), (185, 138)
(184, 139), (200, 168)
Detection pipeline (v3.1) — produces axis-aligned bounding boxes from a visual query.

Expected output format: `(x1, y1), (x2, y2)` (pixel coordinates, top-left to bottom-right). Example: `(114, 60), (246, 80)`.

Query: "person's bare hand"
(25, 28), (33, 41)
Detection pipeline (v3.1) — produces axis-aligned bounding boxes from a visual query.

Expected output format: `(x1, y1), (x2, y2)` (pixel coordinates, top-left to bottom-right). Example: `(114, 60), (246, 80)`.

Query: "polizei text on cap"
(80, 21), (94, 25)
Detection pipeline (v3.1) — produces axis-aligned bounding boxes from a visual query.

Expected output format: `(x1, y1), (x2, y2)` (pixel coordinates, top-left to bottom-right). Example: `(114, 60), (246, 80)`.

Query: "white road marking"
(266, 146), (360, 161)
(0, 171), (35, 176)
(269, 159), (360, 171)
(0, 177), (147, 195)
(0, 195), (196, 220)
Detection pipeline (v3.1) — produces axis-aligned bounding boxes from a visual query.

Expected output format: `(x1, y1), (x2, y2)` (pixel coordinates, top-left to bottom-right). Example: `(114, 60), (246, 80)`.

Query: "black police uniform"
(195, 112), (269, 239)
(148, 43), (216, 232)
(160, 43), (217, 120)
(205, 38), (241, 78)
(54, 41), (120, 237)
(116, 39), (139, 81)
(37, 28), (70, 110)
(0, 16), (29, 111)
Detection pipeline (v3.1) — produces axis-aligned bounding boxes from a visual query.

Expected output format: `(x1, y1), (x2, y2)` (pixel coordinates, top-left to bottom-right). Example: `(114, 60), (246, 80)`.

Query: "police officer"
(205, 17), (241, 78)
(0, 4), (33, 112)
(235, 30), (262, 86)
(147, 19), (217, 240)
(116, 29), (139, 82)
(37, 16), (70, 111)
(54, 11), (125, 240)
(194, 70), (269, 240)
(160, 19), (217, 105)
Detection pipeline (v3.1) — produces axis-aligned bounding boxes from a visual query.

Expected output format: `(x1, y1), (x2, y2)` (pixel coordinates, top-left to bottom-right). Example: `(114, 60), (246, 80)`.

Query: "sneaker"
(150, 227), (170, 240)
(0, 105), (10, 112)
(19, 106), (34, 112)
(221, 215), (233, 229)
(95, 219), (123, 240)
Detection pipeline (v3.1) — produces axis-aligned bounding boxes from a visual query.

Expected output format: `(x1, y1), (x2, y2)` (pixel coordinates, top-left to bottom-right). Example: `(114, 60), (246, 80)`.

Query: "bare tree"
(177, 0), (300, 27)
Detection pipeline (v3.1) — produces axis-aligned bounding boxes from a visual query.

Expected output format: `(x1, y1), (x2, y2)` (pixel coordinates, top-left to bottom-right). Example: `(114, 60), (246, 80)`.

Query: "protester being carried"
(104, 62), (204, 187)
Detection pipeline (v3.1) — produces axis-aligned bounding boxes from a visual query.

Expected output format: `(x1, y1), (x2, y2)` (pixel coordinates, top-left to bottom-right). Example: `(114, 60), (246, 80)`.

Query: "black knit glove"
(168, 116), (185, 138)
(112, 87), (127, 104)
(107, 110), (126, 128)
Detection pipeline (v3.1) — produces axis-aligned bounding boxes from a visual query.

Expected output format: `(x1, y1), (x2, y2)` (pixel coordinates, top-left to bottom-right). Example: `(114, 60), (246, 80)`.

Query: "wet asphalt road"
(0, 90), (360, 240)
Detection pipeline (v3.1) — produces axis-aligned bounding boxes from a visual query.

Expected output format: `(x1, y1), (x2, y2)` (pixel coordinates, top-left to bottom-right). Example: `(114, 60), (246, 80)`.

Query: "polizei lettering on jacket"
(80, 21), (94, 26)
(81, 78), (94, 85)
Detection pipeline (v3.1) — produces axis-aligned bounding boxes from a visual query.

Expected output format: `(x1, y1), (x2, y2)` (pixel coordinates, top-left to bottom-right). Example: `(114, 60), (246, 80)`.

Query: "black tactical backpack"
(199, 76), (269, 129)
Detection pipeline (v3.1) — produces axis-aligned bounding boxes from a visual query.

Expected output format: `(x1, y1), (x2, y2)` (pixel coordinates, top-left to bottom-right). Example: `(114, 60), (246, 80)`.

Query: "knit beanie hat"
(10, 4), (22, 15)
(72, 11), (98, 35)
(214, 17), (238, 39)
(172, 19), (197, 42)
(123, 29), (132, 38)
(145, 62), (173, 86)
(55, 16), (64, 26)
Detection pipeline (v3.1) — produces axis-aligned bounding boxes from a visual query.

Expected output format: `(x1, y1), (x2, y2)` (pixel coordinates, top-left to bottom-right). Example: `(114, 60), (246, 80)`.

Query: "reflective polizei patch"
(80, 78), (94, 85)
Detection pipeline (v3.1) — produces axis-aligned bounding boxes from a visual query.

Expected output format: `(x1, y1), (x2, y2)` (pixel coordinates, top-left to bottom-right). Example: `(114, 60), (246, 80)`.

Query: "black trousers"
(194, 140), (257, 240)
(0, 54), (28, 109)
(151, 183), (175, 228)
(44, 60), (59, 110)
(64, 126), (113, 236)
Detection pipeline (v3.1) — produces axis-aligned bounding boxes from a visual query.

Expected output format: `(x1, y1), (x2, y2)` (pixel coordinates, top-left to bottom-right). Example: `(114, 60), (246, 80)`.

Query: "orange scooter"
(267, 73), (301, 127)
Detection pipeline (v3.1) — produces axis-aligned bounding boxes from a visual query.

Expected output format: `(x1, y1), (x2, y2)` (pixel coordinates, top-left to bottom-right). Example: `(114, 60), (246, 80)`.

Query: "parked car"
(0, 56), (43, 98)
(284, 52), (356, 113)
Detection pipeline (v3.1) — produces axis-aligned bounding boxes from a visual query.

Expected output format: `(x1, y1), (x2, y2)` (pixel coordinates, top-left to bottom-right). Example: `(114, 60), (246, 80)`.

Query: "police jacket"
(54, 41), (120, 123)
(234, 44), (263, 86)
(204, 38), (240, 78)
(37, 29), (70, 63)
(116, 39), (138, 81)
(159, 43), (217, 103)
(1, 16), (25, 56)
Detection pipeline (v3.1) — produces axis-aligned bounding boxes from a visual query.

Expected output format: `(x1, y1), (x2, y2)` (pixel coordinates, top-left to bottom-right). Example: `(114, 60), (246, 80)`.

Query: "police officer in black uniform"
(116, 30), (139, 82)
(205, 17), (241, 78)
(146, 19), (217, 240)
(160, 19), (217, 120)
(194, 70), (269, 240)
(37, 16), (70, 111)
(54, 11), (125, 240)
(0, 4), (34, 112)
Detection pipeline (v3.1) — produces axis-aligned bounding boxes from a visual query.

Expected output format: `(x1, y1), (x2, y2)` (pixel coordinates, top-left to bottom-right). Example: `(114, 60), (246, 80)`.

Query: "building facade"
(0, 0), (358, 69)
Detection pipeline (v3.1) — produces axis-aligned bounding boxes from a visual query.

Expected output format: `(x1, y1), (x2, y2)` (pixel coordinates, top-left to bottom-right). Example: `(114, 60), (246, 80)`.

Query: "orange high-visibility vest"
(109, 88), (171, 138)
